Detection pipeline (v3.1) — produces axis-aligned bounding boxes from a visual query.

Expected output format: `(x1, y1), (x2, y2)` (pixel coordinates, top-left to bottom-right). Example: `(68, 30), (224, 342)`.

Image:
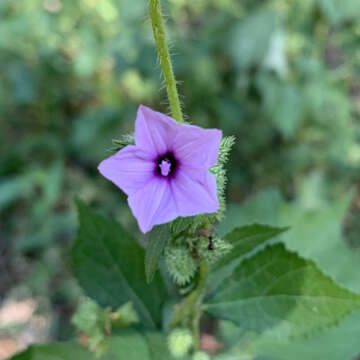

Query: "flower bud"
(197, 236), (233, 264)
(165, 245), (197, 285)
(193, 351), (211, 360)
(168, 328), (193, 358)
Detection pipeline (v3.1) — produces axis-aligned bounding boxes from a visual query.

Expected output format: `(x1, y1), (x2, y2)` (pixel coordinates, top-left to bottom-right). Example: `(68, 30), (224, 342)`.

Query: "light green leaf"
(318, 0), (360, 25)
(272, 84), (303, 139)
(253, 308), (360, 360)
(257, 75), (304, 139)
(220, 181), (360, 295)
(205, 243), (360, 338)
(208, 224), (287, 294)
(71, 200), (166, 329)
(229, 9), (278, 69)
(216, 189), (283, 237)
(145, 224), (170, 283)
(0, 177), (30, 210)
(280, 193), (360, 294)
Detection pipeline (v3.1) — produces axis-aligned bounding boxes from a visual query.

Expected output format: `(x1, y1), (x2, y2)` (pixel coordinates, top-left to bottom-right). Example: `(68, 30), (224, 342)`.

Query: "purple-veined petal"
(128, 177), (178, 233)
(171, 168), (219, 217)
(135, 105), (179, 156)
(173, 124), (222, 169)
(98, 145), (155, 196)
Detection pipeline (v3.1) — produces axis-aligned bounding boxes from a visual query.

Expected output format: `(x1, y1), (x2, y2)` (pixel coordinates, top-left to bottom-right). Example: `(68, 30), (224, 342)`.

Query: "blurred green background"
(1, 0), (360, 358)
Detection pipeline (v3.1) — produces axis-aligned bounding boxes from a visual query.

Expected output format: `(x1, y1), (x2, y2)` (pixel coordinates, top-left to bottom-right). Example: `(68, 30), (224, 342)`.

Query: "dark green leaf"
(205, 243), (360, 337)
(71, 200), (166, 329)
(145, 224), (170, 283)
(208, 224), (287, 294)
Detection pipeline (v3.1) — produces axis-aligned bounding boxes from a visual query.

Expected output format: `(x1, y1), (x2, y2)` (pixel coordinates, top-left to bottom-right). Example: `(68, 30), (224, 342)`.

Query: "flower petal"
(135, 105), (179, 156)
(98, 145), (155, 196)
(128, 178), (178, 233)
(171, 169), (219, 217)
(173, 124), (222, 169)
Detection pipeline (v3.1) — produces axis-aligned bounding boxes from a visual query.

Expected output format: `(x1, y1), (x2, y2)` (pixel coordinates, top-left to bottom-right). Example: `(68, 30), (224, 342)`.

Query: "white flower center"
(159, 159), (171, 176)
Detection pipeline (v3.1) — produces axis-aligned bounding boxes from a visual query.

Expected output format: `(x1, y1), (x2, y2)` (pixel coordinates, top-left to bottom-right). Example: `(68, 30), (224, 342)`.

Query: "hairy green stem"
(149, 0), (207, 349)
(170, 261), (209, 350)
(149, 0), (184, 123)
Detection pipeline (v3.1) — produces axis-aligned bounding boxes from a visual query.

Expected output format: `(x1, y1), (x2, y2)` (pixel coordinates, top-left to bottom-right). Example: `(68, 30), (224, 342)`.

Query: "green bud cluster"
(167, 328), (193, 358)
(71, 298), (110, 356)
(165, 232), (233, 285)
(71, 299), (138, 356)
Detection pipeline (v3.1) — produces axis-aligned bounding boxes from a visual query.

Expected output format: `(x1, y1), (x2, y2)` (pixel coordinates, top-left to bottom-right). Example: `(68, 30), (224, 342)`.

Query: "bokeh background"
(1, 0), (360, 358)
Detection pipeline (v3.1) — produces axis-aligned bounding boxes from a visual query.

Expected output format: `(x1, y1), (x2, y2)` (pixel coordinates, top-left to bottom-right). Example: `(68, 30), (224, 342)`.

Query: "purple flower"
(98, 105), (222, 233)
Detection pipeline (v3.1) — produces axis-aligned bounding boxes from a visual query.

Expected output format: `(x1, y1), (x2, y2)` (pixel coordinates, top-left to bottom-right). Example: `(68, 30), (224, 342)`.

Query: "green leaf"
(10, 343), (104, 360)
(0, 177), (30, 210)
(318, 0), (360, 25)
(109, 329), (191, 360)
(145, 224), (170, 283)
(205, 243), (360, 338)
(259, 78), (304, 139)
(143, 332), (179, 360)
(280, 193), (360, 294)
(10, 330), (188, 360)
(253, 308), (360, 360)
(107, 329), (152, 360)
(71, 200), (166, 329)
(220, 182), (360, 295)
(170, 216), (194, 236)
(208, 224), (287, 295)
(229, 9), (278, 69)
(111, 134), (135, 153)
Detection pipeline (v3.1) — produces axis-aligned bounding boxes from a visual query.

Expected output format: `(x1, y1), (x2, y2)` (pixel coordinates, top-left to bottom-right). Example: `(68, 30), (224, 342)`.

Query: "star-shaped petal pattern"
(98, 105), (222, 233)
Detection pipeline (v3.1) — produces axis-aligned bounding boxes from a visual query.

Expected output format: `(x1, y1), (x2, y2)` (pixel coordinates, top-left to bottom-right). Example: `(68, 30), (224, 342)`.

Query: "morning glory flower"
(98, 105), (222, 233)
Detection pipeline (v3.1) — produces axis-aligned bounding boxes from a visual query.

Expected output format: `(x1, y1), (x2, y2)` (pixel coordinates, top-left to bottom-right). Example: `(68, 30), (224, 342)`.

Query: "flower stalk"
(149, 0), (184, 124)
(170, 261), (209, 350)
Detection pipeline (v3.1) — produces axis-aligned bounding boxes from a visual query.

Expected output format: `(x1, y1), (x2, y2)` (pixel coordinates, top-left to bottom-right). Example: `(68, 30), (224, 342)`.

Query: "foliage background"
(1, 0), (360, 358)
